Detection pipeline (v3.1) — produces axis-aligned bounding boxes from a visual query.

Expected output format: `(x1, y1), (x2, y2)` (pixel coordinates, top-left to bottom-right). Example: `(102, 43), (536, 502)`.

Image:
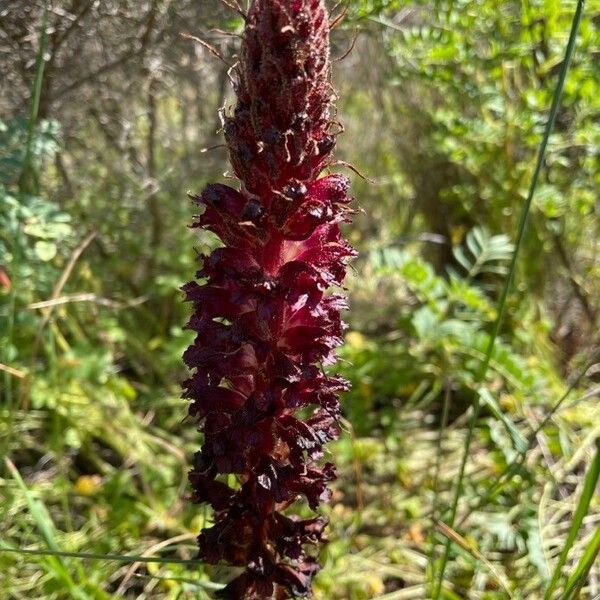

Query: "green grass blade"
(559, 525), (600, 600)
(5, 459), (89, 600)
(427, 382), (452, 586)
(6, 459), (59, 552)
(432, 2), (586, 597)
(18, 3), (48, 194)
(544, 438), (600, 599)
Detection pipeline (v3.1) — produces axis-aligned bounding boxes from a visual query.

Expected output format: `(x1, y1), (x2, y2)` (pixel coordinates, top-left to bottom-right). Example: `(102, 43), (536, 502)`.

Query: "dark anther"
(284, 182), (308, 201)
(317, 135), (335, 155)
(263, 126), (284, 145)
(241, 198), (264, 221)
(292, 112), (309, 128)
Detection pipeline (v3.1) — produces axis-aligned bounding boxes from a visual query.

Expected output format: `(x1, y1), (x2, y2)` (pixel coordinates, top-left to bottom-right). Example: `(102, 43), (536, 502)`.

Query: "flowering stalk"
(183, 1), (355, 597)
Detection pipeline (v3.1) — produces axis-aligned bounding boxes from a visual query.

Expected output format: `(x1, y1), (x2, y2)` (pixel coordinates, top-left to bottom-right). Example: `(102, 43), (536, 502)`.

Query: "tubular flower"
(182, 1), (355, 597)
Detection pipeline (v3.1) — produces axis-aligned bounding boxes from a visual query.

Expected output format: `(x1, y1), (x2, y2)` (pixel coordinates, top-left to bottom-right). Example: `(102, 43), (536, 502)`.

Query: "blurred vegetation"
(1, 0), (599, 598)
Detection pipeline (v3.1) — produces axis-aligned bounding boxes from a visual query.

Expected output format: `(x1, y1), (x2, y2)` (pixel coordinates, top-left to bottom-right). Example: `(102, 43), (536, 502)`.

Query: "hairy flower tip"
(225, 0), (335, 195)
(184, 1), (355, 598)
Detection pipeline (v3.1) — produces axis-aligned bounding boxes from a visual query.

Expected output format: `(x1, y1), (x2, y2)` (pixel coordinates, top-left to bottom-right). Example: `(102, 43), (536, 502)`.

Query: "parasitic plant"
(183, 1), (355, 597)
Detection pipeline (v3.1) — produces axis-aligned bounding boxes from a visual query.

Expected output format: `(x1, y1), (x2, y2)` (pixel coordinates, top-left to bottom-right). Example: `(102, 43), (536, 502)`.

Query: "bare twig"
(28, 293), (147, 310)
(0, 364), (26, 379)
(209, 28), (243, 39)
(38, 230), (97, 328)
(552, 233), (596, 324)
(341, 417), (364, 512)
(218, 0), (247, 19)
(115, 533), (195, 594)
(49, 1), (159, 102)
(328, 159), (375, 183)
(330, 3), (349, 30)
(434, 521), (513, 597)
(334, 28), (359, 63)
(180, 32), (231, 67)
(51, 0), (94, 55)
(50, 51), (142, 101)
(27, 230), (98, 381)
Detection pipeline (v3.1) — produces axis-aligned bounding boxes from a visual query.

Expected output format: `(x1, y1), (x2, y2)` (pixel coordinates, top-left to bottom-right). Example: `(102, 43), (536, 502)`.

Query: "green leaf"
(412, 306), (439, 341)
(452, 227), (514, 280)
(34, 240), (57, 261)
(479, 387), (528, 454)
(453, 246), (473, 273)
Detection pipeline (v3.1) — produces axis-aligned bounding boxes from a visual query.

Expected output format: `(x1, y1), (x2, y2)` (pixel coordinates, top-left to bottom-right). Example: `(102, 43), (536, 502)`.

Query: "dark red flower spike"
(183, 1), (355, 597)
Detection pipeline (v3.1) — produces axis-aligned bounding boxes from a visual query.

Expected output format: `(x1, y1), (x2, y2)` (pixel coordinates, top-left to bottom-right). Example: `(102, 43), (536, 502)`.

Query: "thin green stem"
(19, 4), (48, 194)
(1, 288), (17, 451)
(431, 382), (452, 519)
(431, 2), (585, 596)
(0, 545), (203, 566)
(529, 347), (600, 440)
(2, 4), (49, 457)
(427, 380), (452, 590)
(0, 546), (225, 592)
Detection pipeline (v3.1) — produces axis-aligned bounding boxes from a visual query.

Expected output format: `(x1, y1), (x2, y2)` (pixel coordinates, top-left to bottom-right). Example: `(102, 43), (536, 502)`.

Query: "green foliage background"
(1, 1), (599, 598)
